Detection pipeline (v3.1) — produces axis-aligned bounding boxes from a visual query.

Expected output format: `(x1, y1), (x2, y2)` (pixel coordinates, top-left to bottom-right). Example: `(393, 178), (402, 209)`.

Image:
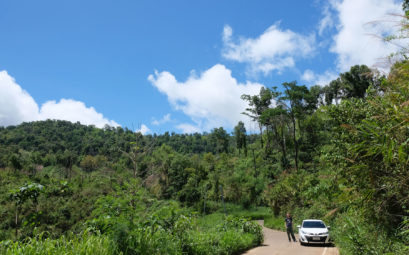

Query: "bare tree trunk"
(133, 160), (137, 179)
(15, 204), (19, 240)
(291, 116), (299, 172)
(279, 127), (288, 169)
(252, 148), (257, 176)
(265, 126), (270, 155)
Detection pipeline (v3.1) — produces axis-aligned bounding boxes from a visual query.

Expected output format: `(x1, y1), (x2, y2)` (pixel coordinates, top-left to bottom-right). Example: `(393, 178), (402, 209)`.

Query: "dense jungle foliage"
(2, 5), (409, 254)
(1, 59), (408, 254)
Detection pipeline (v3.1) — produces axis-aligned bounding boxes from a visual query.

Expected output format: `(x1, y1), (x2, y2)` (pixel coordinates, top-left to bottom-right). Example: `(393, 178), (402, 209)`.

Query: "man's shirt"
(285, 217), (293, 228)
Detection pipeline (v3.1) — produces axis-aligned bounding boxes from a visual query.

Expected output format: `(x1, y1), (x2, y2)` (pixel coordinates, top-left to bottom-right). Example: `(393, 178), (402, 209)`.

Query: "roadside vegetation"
(2, 3), (409, 254)
(0, 175), (263, 254)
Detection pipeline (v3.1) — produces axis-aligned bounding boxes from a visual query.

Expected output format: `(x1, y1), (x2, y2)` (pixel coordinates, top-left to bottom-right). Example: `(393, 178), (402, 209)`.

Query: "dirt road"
(243, 221), (339, 255)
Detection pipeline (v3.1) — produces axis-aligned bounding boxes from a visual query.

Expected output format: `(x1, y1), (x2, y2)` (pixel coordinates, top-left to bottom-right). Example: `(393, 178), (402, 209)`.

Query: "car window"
(302, 221), (326, 228)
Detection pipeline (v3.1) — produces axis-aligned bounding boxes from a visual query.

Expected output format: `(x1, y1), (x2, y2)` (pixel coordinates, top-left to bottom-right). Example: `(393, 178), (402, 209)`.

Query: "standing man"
(285, 213), (297, 242)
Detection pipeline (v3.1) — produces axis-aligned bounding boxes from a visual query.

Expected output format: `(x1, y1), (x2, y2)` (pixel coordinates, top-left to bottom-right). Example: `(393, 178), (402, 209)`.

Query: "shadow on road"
(301, 243), (335, 247)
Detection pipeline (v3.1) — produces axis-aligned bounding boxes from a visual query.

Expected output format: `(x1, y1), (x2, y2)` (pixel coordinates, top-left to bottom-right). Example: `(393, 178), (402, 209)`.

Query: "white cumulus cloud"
(222, 24), (315, 75)
(176, 123), (201, 134)
(136, 124), (151, 135)
(0, 70), (39, 125)
(152, 113), (171, 126)
(303, 0), (403, 86)
(329, 0), (404, 71)
(0, 70), (119, 128)
(40, 99), (119, 127)
(318, 0), (338, 36)
(301, 69), (339, 86)
(301, 69), (316, 82)
(148, 64), (264, 131)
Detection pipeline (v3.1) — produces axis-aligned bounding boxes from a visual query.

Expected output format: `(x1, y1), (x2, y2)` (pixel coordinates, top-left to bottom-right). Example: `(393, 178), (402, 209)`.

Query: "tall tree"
(241, 87), (273, 148)
(210, 127), (229, 153)
(9, 183), (44, 239)
(306, 85), (323, 110)
(57, 150), (76, 179)
(339, 65), (374, 99)
(233, 121), (247, 156)
(120, 131), (151, 179)
(322, 65), (374, 105)
(323, 79), (342, 105)
(9, 153), (22, 173)
(281, 81), (310, 172)
(260, 105), (289, 169)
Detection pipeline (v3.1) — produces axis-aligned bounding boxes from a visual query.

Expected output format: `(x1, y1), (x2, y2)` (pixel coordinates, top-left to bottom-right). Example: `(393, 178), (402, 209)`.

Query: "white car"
(297, 219), (330, 245)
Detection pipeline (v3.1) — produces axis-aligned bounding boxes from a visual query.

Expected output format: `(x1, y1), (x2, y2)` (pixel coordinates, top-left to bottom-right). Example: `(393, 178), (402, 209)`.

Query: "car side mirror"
(297, 225), (301, 228)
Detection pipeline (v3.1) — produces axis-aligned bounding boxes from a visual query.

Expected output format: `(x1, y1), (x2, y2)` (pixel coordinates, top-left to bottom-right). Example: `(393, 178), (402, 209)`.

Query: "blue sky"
(0, 0), (403, 134)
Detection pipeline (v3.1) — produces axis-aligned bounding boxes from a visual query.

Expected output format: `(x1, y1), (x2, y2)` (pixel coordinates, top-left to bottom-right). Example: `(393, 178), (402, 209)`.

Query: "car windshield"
(303, 221), (326, 228)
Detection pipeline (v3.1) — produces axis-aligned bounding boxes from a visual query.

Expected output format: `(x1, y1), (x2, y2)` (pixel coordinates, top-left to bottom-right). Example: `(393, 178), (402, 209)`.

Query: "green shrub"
(332, 210), (408, 255)
(185, 214), (262, 255)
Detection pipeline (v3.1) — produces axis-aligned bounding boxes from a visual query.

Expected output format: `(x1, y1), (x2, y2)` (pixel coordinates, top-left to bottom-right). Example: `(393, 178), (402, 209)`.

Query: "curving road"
(243, 221), (339, 255)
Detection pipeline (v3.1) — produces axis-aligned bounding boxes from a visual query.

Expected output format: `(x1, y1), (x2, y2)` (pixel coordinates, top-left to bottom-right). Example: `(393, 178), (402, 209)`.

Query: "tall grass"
(0, 213), (263, 255)
(0, 231), (114, 255)
(187, 213), (263, 255)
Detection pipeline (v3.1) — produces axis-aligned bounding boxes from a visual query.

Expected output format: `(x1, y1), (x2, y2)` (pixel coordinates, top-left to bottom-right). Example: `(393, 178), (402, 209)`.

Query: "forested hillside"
(1, 59), (409, 254)
(2, 6), (409, 255)
(0, 120), (266, 254)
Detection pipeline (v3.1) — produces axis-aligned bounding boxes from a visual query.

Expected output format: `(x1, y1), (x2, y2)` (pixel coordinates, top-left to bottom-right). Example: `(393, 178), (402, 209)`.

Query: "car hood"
(301, 228), (328, 234)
